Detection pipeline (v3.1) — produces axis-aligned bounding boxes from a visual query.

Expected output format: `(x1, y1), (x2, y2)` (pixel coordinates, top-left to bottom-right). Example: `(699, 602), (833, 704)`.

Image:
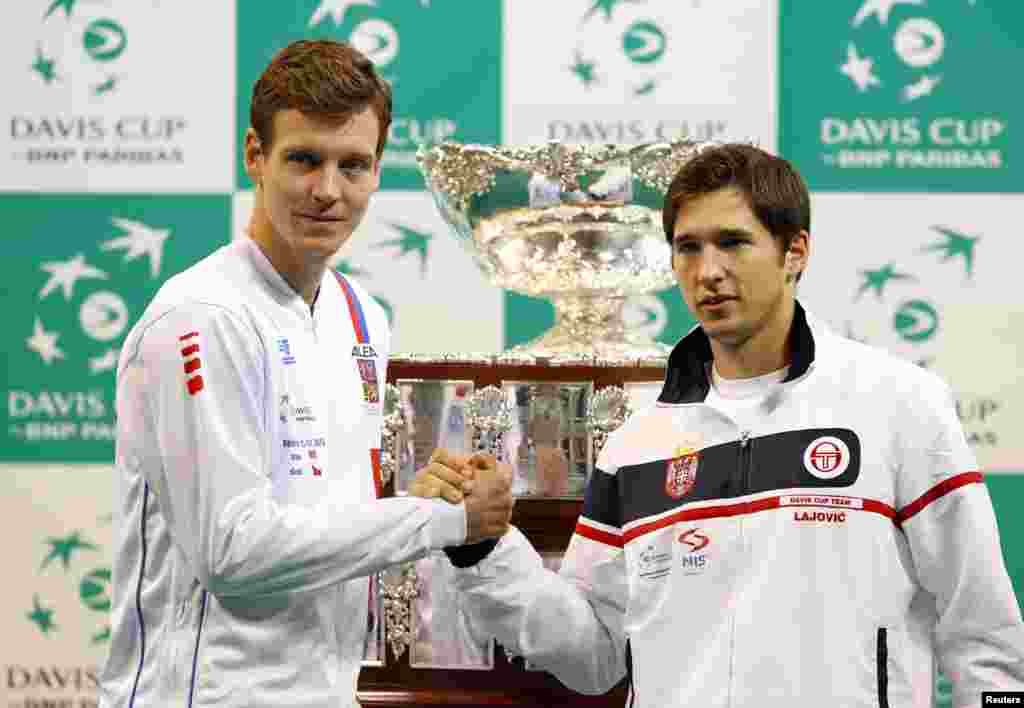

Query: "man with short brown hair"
(439, 144), (1024, 706)
(99, 39), (510, 708)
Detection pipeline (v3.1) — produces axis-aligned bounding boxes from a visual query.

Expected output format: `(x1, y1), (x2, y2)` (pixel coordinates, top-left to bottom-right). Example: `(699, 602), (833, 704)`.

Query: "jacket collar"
(657, 300), (816, 404)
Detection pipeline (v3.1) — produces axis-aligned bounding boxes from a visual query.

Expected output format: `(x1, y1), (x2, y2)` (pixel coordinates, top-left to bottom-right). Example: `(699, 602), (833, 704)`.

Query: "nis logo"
(678, 528), (710, 575)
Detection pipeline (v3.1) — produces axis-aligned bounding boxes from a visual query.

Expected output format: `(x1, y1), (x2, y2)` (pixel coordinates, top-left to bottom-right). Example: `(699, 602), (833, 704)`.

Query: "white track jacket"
(449, 303), (1024, 707)
(99, 238), (465, 708)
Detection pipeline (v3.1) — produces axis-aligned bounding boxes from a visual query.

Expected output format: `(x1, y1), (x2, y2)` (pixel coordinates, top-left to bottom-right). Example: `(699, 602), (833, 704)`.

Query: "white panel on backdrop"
(799, 193), (1023, 473)
(233, 190), (504, 355)
(502, 0), (777, 149)
(1, 464), (113, 706)
(1, 1), (235, 192)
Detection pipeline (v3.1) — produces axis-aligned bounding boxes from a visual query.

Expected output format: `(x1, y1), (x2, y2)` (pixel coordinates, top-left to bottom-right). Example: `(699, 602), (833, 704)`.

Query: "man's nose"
(696, 247), (727, 283)
(311, 167), (341, 203)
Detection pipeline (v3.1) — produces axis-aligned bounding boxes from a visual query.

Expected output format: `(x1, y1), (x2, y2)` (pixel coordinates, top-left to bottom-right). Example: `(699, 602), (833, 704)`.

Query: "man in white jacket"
(438, 144), (1024, 706)
(99, 39), (511, 708)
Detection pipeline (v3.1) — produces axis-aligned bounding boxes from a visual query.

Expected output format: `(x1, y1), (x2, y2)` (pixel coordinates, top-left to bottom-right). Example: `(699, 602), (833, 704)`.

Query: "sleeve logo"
(178, 331), (203, 395)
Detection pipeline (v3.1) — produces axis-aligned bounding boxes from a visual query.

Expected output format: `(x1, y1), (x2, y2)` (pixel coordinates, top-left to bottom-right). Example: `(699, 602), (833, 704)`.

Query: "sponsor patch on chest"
(282, 437), (327, 478)
(803, 435), (851, 479)
(637, 544), (673, 580)
(356, 358), (380, 405)
(678, 527), (712, 575)
(665, 446), (699, 499)
(351, 344), (378, 359)
(276, 337), (297, 366)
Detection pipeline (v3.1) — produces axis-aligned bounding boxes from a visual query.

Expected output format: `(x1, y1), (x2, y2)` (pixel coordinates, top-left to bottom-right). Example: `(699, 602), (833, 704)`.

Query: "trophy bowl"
(417, 140), (716, 361)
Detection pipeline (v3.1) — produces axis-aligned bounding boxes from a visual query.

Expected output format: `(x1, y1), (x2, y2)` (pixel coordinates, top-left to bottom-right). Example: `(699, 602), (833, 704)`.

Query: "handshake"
(410, 449), (515, 544)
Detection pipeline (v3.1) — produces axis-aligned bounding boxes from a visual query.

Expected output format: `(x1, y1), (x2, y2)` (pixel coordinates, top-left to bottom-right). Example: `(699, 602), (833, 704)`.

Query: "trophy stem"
(510, 294), (672, 361)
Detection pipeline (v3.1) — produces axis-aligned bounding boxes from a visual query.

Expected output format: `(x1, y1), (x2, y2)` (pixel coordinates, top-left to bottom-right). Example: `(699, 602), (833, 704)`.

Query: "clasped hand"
(409, 449), (514, 544)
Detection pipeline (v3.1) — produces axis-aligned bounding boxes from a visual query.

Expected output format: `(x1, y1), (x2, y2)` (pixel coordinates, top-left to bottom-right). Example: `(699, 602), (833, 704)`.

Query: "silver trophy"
(376, 142), (710, 672)
(417, 139), (717, 360)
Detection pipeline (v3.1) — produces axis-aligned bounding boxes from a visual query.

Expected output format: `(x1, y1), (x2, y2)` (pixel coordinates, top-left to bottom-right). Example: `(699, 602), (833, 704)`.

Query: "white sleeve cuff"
(427, 498), (467, 549)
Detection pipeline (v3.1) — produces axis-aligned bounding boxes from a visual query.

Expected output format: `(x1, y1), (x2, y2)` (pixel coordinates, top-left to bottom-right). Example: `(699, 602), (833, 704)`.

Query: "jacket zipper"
(625, 639), (636, 708)
(877, 627), (889, 708)
(730, 429), (753, 707)
(187, 589), (209, 707)
(739, 430), (752, 494)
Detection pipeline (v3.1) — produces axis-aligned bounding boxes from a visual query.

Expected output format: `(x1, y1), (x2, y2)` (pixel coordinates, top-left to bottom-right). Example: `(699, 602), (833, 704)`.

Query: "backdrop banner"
(1, 3), (1019, 706)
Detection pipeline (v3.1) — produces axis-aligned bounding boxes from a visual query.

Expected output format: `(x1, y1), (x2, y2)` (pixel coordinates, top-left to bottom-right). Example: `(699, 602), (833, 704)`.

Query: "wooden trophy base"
(356, 355), (665, 708)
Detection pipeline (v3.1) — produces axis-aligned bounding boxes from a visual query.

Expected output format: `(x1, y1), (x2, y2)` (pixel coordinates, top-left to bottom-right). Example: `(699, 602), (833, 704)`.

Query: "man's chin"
(300, 231), (349, 254)
(700, 318), (745, 345)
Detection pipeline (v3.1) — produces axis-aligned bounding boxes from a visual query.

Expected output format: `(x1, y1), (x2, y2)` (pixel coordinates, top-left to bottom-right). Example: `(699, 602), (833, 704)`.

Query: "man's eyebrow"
(280, 144), (374, 161)
(339, 150), (375, 161)
(673, 227), (753, 242)
(715, 227), (753, 239)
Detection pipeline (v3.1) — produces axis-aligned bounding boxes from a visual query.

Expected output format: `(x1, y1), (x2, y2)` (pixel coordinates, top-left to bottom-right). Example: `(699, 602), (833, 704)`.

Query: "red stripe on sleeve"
(181, 344), (200, 357)
(370, 448), (382, 499)
(574, 521), (624, 548)
(179, 332), (199, 341)
(897, 471), (984, 524)
(186, 376), (204, 396)
(183, 358), (201, 374)
(862, 498), (899, 521)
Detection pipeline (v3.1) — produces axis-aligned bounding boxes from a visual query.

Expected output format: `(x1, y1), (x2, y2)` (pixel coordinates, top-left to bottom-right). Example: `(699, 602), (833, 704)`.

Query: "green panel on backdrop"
(236, 1), (502, 191)
(987, 474), (1024, 603)
(935, 473), (1024, 706)
(504, 287), (696, 351)
(779, 2), (1023, 192)
(1, 195), (231, 462)
(503, 292), (556, 349)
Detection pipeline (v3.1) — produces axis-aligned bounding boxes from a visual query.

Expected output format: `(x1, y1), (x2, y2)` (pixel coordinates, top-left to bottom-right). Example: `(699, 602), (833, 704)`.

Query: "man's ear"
(368, 156), (382, 193)
(785, 230), (810, 282)
(243, 127), (265, 186)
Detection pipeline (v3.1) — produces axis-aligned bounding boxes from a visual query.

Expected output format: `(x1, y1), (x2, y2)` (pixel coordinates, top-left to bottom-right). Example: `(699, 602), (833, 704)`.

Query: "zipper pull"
(740, 430), (751, 447)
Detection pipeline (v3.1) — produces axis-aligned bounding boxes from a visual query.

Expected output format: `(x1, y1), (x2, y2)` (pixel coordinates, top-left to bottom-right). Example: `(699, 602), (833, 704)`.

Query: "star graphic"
(32, 46), (58, 84)
(89, 348), (120, 375)
(633, 79), (658, 96)
(28, 595), (57, 635)
(95, 77), (118, 95)
(41, 531), (98, 571)
(570, 50), (599, 89)
(903, 75), (941, 102)
(44, 0), (80, 19)
(334, 259), (368, 278)
(100, 218), (172, 278)
(39, 253), (108, 300)
(840, 43), (881, 92)
(584, 0), (640, 22)
(26, 318), (65, 366)
(852, 0), (923, 27)
(855, 263), (915, 300)
(922, 226), (980, 278)
(309, 0), (376, 27)
(376, 224), (432, 275)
